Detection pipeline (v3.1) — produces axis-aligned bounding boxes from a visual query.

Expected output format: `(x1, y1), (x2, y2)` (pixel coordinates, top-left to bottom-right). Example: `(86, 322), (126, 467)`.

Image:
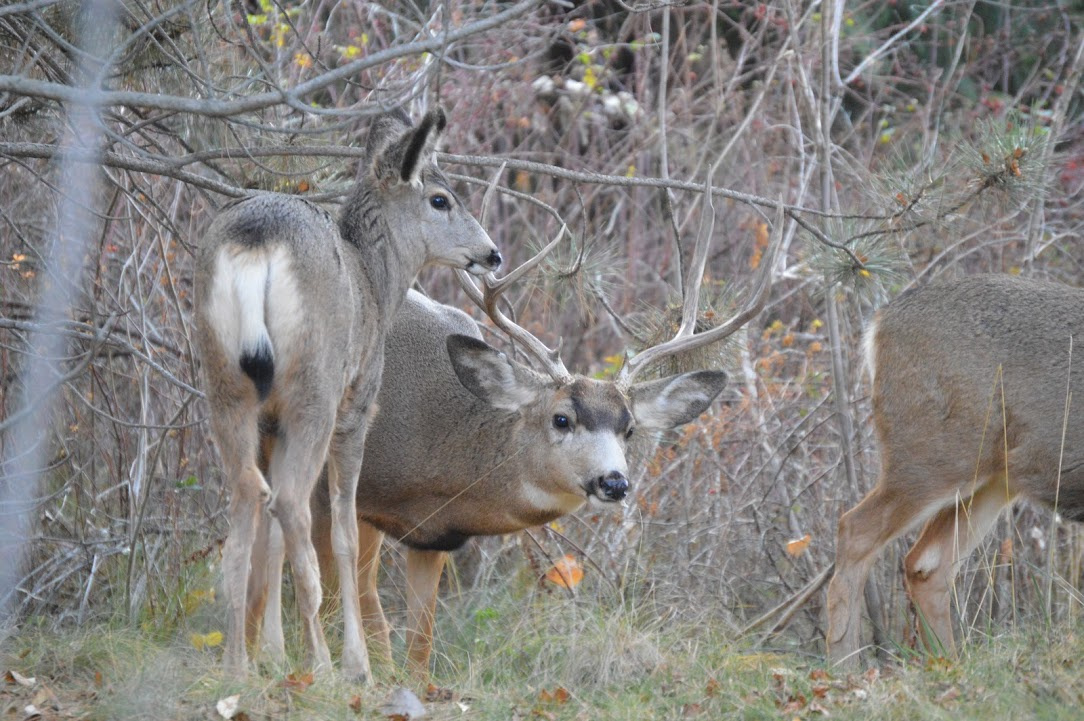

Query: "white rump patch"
(862, 314), (880, 386)
(207, 245), (300, 368)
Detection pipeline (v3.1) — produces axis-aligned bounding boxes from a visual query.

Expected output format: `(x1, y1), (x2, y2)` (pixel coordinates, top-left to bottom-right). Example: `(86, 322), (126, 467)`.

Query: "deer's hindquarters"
(828, 274), (1084, 666)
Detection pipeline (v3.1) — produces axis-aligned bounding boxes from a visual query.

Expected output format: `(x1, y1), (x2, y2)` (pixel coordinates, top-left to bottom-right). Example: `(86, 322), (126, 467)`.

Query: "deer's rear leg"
(325, 451), (371, 684)
(904, 478), (1014, 657)
(267, 419), (335, 674)
(827, 481), (937, 668)
(214, 407), (269, 677)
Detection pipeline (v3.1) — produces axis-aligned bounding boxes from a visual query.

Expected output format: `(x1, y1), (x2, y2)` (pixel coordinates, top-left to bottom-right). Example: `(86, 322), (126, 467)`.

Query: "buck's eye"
(430, 194), (450, 210)
(625, 427), (635, 440)
(553, 414), (570, 430)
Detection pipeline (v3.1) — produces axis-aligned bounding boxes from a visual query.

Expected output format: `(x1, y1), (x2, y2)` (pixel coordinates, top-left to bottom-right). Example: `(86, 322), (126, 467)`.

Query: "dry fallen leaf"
(216, 694), (241, 719)
(785, 533), (812, 556)
(349, 694), (363, 713)
(544, 555), (584, 589)
(425, 684), (455, 702)
(283, 671), (314, 693)
(5, 669), (35, 687)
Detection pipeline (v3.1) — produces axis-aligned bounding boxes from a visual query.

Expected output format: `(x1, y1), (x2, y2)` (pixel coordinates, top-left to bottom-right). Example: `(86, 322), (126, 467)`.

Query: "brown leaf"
(544, 556), (584, 589)
(705, 678), (721, 697)
(780, 693), (807, 713)
(349, 695), (363, 713)
(809, 668), (830, 682)
(425, 684), (455, 703)
(785, 534), (812, 556)
(681, 702), (703, 717)
(283, 671), (314, 693)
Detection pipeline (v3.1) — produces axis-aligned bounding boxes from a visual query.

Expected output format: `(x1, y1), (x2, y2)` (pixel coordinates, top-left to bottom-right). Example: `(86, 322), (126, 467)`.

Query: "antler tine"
(618, 199), (785, 390)
(479, 161), (507, 227)
(485, 223), (567, 296)
(455, 224), (573, 383)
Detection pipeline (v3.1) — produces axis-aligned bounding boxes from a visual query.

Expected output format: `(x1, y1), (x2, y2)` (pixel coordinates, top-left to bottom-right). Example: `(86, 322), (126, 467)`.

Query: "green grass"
(4, 580), (1084, 720)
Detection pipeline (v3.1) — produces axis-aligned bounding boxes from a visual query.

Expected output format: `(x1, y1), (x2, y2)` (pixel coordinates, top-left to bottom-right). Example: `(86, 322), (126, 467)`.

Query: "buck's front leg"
(357, 520), (393, 664)
(405, 548), (448, 680)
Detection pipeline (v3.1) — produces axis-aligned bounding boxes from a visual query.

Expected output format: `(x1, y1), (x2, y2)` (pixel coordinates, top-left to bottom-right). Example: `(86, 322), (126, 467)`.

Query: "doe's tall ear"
(447, 334), (542, 412)
(370, 108), (447, 187)
(630, 370), (728, 430)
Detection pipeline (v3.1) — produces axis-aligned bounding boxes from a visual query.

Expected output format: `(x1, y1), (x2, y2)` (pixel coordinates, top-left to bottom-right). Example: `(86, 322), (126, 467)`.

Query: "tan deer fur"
(280, 289), (729, 677)
(827, 273), (1084, 667)
(194, 109), (500, 680)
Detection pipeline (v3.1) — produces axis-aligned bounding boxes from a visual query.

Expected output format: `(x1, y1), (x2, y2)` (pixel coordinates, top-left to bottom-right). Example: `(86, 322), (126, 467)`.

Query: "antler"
(616, 196), (785, 391)
(456, 223), (573, 384)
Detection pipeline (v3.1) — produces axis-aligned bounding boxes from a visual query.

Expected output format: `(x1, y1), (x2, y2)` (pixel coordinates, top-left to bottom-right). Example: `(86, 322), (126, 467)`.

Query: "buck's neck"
(338, 183), (426, 324)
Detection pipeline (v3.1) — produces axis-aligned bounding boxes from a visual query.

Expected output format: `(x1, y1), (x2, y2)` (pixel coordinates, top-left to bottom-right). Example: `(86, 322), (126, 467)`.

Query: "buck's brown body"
(827, 274), (1084, 667)
(297, 290), (729, 676)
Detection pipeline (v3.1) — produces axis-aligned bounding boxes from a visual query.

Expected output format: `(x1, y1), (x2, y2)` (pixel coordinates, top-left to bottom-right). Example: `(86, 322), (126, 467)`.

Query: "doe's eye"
(430, 194), (450, 210)
(553, 414), (570, 430)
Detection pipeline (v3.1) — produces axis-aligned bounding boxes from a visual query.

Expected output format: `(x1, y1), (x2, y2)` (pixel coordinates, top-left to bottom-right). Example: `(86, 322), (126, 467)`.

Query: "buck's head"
(445, 199), (782, 514)
(363, 108), (501, 275)
(446, 334), (728, 508)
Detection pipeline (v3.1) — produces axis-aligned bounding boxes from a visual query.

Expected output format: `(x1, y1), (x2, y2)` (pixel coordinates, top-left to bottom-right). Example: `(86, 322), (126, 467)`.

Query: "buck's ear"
(630, 370), (728, 429)
(371, 108), (447, 187)
(447, 334), (542, 411)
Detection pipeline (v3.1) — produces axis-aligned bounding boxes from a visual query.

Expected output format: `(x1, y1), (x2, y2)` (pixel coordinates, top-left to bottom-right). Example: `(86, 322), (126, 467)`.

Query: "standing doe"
(194, 108), (500, 680)
(254, 209), (783, 678)
(827, 274), (1084, 667)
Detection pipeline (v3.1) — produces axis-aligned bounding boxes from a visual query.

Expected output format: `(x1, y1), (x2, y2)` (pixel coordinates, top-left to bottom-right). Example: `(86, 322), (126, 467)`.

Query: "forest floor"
(3, 584), (1083, 721)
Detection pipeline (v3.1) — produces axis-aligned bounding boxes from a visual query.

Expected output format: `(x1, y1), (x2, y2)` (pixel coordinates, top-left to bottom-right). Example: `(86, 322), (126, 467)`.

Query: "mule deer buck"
(247, 206), (783, 678)
(194, 108), (501, 680)
(826, 274), (1084, 668)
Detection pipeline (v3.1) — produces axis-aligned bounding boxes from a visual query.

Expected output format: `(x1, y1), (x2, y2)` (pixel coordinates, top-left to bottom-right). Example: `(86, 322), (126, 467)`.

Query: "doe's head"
(364, 108), (501, 274)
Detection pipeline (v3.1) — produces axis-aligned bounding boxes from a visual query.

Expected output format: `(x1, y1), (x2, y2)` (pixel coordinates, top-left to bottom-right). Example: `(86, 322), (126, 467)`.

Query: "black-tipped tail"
(240, 339), (274, 401)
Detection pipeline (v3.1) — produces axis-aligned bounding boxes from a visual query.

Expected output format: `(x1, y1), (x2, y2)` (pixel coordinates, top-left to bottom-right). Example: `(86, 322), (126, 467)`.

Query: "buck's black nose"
(486, 249), (503, 270)
(598, 471), (629, 501)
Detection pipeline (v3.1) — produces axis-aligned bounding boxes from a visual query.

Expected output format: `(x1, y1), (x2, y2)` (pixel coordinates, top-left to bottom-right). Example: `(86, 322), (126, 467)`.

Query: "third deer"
(827, 273), (1084, 667)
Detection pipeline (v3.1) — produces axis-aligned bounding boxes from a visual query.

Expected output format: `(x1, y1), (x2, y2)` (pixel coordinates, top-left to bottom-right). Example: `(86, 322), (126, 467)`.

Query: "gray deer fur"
(280, 289), (729, 676)
(195, 109), (500, 681)
(827, 273), (1084, 667)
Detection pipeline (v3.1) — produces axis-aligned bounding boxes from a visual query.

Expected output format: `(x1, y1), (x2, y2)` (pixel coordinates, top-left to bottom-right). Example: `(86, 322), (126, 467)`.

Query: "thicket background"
(1, 0), (1083, 694)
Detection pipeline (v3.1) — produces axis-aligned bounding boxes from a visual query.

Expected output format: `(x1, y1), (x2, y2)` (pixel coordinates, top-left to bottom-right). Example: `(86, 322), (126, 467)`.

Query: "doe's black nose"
(598, 471), (629, 501)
